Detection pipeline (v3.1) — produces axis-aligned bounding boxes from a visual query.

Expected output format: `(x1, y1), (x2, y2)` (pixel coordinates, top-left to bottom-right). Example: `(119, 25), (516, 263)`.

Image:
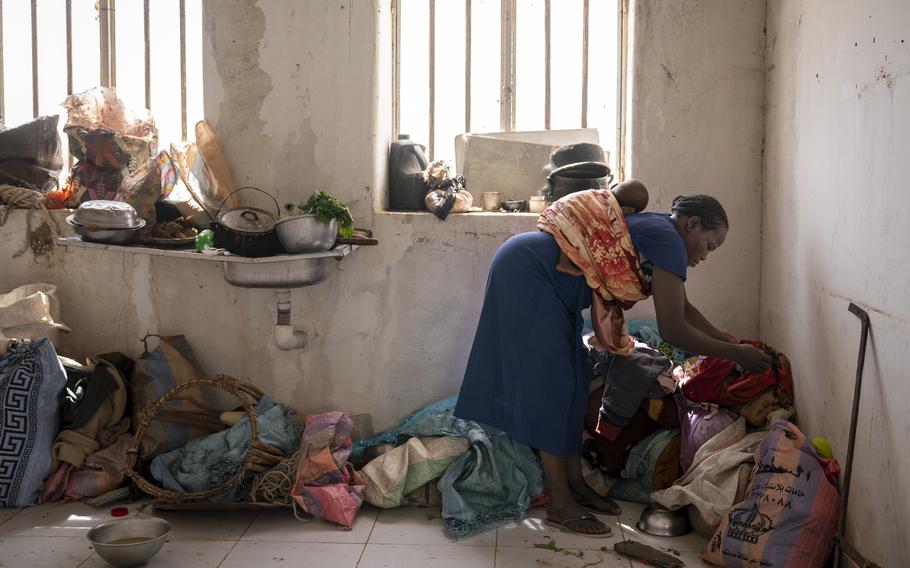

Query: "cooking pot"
(547, 162), (613, 201)
(211, 187), (282, 257)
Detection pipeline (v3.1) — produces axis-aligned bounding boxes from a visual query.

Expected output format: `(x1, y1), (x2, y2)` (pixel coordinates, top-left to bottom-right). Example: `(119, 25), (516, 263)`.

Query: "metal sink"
(56, 237), (356, 289)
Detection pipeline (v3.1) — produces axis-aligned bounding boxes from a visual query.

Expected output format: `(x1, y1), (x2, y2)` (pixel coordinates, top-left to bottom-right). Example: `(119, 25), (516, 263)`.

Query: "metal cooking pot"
(547, 162), (613, 201)
(211, 187), (282, 257)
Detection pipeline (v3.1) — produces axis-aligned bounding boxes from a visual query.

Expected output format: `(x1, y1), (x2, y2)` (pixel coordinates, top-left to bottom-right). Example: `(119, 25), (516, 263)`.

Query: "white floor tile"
(496, 507), (624, 550)
(219, 540), (363, 568)
(0, 507), (21, 525)
(368, 507), (495, 546)
(495, 546), (633, 568)
(78, 539), (235, 568)
(358, 543), (495, 568)
(614, 500), (709, 553)
(617, 522), (708, 554)
(242, 506), (378, 543)
(0, 535), (94, 568)
(0, 501), (146, 537)
(150, 508), (258, 540)
(627, 549), (713, 567)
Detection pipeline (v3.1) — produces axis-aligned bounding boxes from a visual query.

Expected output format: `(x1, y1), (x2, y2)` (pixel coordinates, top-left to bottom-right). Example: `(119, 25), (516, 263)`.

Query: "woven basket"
(124, 375), (261, 503)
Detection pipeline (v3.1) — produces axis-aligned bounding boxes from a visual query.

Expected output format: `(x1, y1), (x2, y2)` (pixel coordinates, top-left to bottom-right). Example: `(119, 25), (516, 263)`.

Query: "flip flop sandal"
(543, 513), (612, 538)
(577, 497), (623, 515)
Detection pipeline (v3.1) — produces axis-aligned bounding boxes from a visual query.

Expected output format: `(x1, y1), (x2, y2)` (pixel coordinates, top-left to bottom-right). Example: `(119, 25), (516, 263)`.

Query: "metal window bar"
(98, 0), (112, 88)
(391, 0), (400, 139)
(500, 0), (516, 131)
(30, 0), (38, 117)
(179, 0), (187, 139)
(428, 0), (435, 159)
(464, 0), (471, 133)
(144, 0), (151, 110)
(581, 0), (589, 128)
(0, 1), (4, 124)
(543, 0), (550, 130)
(65, 0), (73, 95)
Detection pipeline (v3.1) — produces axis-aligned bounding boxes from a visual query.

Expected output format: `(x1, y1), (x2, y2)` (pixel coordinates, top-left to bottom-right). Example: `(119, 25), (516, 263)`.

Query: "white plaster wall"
(625, 0), (766, 338)
(1, 0), (766, 430)
(762, 1), (910, 564)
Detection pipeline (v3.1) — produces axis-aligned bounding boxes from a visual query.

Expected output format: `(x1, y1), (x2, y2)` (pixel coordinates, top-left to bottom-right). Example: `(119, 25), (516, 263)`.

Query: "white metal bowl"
(86, 517), (171, 568)
(274, 214), (338, 253)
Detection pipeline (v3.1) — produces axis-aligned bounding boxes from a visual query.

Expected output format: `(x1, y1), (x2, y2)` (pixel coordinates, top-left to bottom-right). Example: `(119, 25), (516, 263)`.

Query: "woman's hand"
(736, 344), (773, 372)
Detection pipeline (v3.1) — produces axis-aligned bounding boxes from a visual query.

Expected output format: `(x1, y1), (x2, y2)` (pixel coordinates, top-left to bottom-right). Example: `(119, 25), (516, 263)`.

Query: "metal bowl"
(636, 504), (692, 537)
(274, 214), (338, 253)
(72, 200), (144, 229)
(500, 200), (527, 212)
(66, 215), (145, 245)
(87, 517), (171, 568)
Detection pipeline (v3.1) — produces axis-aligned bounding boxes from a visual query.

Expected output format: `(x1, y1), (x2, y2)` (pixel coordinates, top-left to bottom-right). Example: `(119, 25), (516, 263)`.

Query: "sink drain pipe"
(274, 290), (307, 350)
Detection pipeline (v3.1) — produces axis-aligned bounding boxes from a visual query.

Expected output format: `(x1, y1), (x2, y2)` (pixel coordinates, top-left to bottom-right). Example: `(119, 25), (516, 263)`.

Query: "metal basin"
(66, 215), (145, 245)
(274, 214), (338, 253)
(221, 256), (334, 288)
(87, 517), (171, 567)
(636, 504), (692, 537)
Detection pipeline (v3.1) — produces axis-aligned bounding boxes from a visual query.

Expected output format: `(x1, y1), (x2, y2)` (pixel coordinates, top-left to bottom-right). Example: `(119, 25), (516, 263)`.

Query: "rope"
(0, 184), (60, 259)
(0, 184), (46, 226)
(249, 450), (301, 505)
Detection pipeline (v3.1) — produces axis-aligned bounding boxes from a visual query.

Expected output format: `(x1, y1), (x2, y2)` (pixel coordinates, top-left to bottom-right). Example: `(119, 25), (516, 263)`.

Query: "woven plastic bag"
(129, 336), (221, 460)
(703, 420), (840, 567)
(0, 283), (70, 344)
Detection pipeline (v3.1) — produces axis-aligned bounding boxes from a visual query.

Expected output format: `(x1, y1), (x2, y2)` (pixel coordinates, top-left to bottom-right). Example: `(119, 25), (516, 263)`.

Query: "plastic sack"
(0, 283), (70, 343)
(129, 336), (221, 459)
(0, 115), (63, 192)
(62, 87), (158, 206)
(63, 86), (156, 139)
(115, 153), (164, 225)
(703, 420), (840, 567)
(164, 121), (236, 225)
(0, 338), (67, 507)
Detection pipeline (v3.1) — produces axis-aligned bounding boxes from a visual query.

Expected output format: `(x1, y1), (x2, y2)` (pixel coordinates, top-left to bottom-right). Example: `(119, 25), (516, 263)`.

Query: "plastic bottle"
(388, 134), (429, 211)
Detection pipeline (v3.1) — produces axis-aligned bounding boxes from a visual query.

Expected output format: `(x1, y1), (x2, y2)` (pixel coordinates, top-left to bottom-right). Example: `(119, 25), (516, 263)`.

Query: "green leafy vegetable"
(297, 191), (354, 238)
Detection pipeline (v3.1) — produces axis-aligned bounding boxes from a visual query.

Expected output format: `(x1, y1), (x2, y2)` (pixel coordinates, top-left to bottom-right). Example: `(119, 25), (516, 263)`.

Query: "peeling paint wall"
(762, 1), (910, 564)
(2, 0), (766, 431)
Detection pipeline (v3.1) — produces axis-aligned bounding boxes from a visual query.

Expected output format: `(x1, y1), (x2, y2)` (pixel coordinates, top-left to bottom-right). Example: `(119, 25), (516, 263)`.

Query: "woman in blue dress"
(455, 183), (771, 537)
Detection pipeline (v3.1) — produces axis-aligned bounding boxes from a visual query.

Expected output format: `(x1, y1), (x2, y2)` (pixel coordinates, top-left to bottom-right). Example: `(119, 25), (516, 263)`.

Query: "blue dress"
(454, 214), (687, 457)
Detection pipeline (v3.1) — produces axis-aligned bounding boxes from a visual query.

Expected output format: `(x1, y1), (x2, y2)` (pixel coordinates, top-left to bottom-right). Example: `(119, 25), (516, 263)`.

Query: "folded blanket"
(354, 396), (543, 538)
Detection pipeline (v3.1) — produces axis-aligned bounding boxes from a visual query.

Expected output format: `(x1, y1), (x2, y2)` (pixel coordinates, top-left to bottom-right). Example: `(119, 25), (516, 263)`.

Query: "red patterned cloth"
(537, 189), (650, 355)
(680, 340), (794, 407)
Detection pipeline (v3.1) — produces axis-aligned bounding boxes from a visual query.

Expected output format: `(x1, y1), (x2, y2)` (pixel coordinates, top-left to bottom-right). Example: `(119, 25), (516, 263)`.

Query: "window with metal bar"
(0, 0), (202, 171)
(393, 0), (623, 170)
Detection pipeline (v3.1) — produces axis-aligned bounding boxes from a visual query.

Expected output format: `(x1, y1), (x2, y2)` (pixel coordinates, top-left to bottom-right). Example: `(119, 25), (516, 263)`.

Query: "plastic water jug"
(388, 134), (429, 211)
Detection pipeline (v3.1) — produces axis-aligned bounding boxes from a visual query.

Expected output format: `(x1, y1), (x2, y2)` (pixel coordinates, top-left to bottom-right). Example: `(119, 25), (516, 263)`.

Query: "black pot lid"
(549, 161), (611, 180)
(219, 206), (276, 233)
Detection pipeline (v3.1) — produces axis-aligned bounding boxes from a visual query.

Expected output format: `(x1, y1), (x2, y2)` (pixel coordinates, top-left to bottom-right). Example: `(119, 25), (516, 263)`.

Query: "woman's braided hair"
(671, 195), (729, 230)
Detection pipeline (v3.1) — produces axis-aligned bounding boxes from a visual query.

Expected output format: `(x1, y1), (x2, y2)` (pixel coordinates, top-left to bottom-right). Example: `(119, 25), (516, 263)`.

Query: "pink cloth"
(291, 412), (365, 529)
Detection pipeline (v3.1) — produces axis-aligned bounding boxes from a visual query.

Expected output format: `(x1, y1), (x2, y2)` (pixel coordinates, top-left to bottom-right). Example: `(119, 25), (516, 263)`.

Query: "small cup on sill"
(481, 191), (501, 212)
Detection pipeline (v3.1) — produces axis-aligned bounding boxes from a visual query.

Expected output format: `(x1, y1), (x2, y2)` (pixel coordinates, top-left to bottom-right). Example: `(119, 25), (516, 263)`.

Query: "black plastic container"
(388, 134), (429, 211)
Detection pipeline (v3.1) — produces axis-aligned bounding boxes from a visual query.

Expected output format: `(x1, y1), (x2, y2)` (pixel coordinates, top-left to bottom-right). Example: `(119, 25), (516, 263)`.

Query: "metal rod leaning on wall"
(832, 303), (880, 568)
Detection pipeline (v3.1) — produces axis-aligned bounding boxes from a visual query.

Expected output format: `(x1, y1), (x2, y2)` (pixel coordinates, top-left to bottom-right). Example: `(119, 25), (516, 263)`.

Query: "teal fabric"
(149, 396), (299, 501)
(354, 396), (543, 537)
(608, 428), (679, 504)
(627, 319), (693, 366)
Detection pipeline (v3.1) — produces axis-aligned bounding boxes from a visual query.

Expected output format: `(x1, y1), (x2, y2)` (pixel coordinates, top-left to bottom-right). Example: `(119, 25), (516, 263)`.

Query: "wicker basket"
(124, 375), (262, 503)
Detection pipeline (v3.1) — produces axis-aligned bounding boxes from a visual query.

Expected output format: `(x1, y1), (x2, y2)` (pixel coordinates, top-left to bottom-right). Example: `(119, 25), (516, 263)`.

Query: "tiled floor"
(0, 500), (712, 567)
